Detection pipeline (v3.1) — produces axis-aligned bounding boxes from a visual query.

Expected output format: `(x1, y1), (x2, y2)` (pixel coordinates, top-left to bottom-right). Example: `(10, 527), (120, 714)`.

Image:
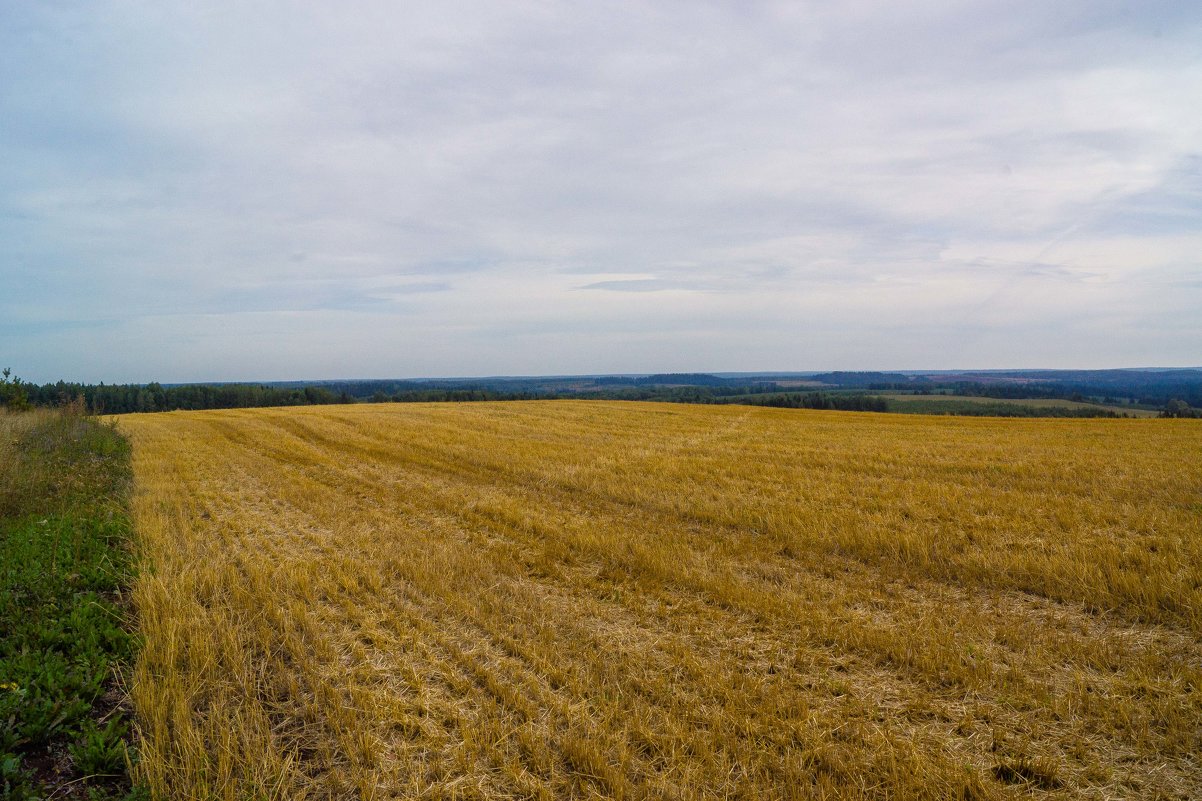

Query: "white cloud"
(2, 1), (1199, 382)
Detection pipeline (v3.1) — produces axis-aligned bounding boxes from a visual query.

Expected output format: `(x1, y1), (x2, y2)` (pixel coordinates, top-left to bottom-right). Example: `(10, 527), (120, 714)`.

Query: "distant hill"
(936, 369), (1202, 387)
(807, 371), (916, 387)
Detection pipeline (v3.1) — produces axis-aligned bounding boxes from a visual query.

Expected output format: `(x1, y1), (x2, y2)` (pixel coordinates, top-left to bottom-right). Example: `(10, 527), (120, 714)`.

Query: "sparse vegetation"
(123, 402), (1202, 799)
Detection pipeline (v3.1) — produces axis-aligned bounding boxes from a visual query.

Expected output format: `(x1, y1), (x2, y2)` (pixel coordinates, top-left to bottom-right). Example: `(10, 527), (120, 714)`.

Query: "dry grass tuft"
(120, 402), (1202, 799)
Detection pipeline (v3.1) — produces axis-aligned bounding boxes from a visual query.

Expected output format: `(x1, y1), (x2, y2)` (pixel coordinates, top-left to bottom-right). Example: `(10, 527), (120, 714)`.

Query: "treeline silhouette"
(20, 380), (538, 413)
(25, 381), (351, 413)
(6, 368), (1196, 418)
(739, 393), (889, 412)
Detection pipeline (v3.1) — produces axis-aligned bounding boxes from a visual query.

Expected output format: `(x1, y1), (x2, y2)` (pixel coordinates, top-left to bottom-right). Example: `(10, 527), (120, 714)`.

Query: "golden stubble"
(119, 402), (1202, 800)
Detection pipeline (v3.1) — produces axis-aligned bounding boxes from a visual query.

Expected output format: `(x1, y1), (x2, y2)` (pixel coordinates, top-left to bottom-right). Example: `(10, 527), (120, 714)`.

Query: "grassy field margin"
(0, 406), (144, 800)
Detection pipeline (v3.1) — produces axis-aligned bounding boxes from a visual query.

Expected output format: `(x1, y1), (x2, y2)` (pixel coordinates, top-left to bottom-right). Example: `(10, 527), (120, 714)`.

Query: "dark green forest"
(3, 368), (1200, 418)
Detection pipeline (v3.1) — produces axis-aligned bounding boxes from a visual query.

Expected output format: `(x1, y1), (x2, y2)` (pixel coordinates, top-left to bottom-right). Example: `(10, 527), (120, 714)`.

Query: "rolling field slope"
(120, 402), (1202, 800)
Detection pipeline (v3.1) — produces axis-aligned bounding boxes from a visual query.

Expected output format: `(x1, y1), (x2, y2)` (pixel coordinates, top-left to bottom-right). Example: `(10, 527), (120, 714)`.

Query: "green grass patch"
(0, 408), (144, 800)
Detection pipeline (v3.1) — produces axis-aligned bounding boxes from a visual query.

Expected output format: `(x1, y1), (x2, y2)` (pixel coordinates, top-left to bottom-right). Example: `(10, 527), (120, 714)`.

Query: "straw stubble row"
(121, 402), (1202, 799)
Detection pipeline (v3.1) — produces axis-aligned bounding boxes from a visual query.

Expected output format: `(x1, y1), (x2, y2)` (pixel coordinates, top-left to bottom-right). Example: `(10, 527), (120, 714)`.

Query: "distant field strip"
(876, 394), (1158, 417)
(121, 402), (1202, 800)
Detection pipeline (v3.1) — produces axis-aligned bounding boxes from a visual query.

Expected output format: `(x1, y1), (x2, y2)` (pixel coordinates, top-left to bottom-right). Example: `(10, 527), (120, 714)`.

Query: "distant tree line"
(943, 382), (1195, 406)
(5, 373), (542, 414)
(22, 381), (351, 414)
(367, 389), (541, 403)
(1160, 399), (1200, 418)
(736, 393), (889, 412)
(4, 367), (1200, 419)
(583, 386), (729, 403)
(902, 402), (1123, 419)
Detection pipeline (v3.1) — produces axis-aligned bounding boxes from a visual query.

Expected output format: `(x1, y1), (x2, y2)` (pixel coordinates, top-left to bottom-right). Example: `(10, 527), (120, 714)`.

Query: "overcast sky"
(2, 1), (1200, 383)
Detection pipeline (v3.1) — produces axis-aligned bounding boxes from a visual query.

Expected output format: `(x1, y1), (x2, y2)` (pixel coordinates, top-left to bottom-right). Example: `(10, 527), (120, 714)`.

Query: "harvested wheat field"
(119, 401), (1202, 800)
